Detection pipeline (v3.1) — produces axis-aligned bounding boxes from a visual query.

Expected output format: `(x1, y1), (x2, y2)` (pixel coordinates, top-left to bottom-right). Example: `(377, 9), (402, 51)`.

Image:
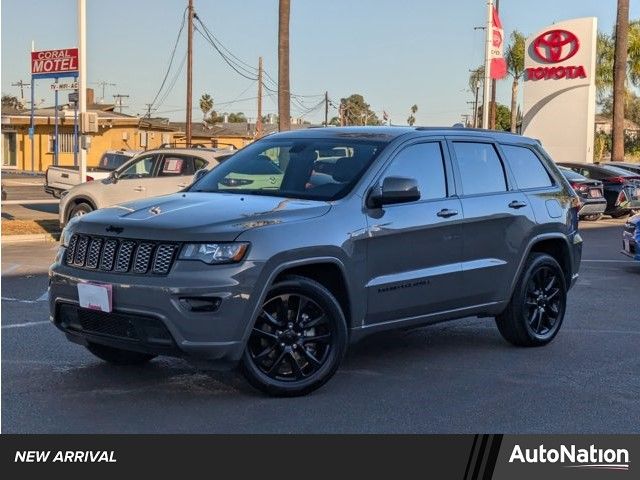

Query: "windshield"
(189, 137), (387, 200)
(99, 153), (134, 170)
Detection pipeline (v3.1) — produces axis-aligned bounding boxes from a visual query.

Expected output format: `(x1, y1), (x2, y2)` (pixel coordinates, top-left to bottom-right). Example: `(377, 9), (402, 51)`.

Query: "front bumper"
(621, 226), (639, 261)
(49, 248), (265, 365)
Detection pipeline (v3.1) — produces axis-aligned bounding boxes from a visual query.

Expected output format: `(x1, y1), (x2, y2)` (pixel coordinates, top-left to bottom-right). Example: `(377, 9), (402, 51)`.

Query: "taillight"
(86, 175), (94, 182)
(570, 182), (588, 192)
(605, 176), (626, 184)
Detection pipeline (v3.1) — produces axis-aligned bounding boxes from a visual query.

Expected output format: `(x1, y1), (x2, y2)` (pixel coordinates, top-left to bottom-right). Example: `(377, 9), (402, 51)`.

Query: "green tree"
(495, 104), (511, 131)
(199, 93), (213, 122)
(468, 66), (484, 128)
(407, 104), (418, 126)
(506, 30), (525, 133)
(1, 94), (20, 109)
(339, 94), (380, 126)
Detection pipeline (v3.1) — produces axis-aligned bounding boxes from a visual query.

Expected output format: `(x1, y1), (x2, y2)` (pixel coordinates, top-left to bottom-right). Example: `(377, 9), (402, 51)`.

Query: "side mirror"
(110, 170), (120, 184)
(193, 168), (208, 184)
(367, 176), (420, 208)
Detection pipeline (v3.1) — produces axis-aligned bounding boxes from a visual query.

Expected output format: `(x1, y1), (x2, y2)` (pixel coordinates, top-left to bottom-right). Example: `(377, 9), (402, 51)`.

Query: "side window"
(159, 156), (193, 177)
(501, 145), (553, 189)
(119, 155), (158, 179)
(453, 142), (507, 195)
(384, 142), (447, 201)
(194, 157), (208, 172)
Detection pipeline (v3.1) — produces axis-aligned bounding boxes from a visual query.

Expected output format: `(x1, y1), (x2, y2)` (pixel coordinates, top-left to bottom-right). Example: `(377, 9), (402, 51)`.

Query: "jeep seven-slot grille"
(65, 234), (178, 275)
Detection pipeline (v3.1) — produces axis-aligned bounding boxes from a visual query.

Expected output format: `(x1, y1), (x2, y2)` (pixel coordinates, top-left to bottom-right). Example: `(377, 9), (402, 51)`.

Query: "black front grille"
(65, 234), (178, 275)
(57, 303), (174, 346)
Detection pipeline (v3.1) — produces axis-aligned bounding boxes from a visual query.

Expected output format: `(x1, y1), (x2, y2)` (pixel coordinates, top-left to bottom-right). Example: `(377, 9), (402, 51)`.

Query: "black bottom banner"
(0, 434), (637, 478)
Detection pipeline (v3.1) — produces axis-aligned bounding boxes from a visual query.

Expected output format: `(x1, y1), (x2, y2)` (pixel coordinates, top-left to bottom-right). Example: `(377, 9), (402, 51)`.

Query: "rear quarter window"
(501, 145), (553, 189)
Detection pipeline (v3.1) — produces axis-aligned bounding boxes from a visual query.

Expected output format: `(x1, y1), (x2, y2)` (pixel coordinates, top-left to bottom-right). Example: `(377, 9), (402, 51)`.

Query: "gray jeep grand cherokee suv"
(50, 127), (582, 396)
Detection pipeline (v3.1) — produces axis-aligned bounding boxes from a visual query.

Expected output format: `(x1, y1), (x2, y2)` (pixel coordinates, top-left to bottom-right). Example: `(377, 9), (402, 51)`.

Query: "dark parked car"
(50, 127), (582, 396)
(558, 166), (607, 221)
(622, 214), (640, 261)
(558, 162), (640, 218)
(595, 162), (640, 175)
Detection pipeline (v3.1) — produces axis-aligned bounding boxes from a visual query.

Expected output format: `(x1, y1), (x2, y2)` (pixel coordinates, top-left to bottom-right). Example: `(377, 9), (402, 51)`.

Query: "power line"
(148, 7), (187, 110)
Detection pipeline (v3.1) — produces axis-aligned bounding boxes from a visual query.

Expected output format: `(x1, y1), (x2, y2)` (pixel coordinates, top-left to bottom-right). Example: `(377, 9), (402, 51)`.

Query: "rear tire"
(581, 213), (602, 221)
(241, 275), (348, 397)
(611, 210), (630, 219)
(495, 253), (567, 347)
(68, 202), (93, 222)
(86, 343), (156, 365)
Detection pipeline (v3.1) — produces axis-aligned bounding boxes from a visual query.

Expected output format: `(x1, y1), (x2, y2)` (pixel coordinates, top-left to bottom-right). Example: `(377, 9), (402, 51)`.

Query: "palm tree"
(612, 0), (630, 162)
(199, 93), (213, 123)
(278, 0), (291, 131)
(407, 104), (418, 126)
(506, 30), (525, 133)
(468, 66), (484, 128)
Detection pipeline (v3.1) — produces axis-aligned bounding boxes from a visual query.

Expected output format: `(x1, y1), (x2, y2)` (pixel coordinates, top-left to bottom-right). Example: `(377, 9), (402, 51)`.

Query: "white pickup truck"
(44, 150), (140, 198)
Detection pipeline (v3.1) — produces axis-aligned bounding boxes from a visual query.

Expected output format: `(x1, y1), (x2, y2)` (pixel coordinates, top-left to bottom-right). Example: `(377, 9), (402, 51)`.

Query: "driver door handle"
(134, 186), (146, 192)
(508, 200), (527, 209)
(437, 208), (459, 218)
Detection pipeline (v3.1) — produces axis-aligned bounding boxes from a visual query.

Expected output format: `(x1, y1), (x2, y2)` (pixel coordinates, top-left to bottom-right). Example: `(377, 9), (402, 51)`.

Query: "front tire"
(68, 202), (93, 222)
(241, 275), (348, 396)
(581, 213), (602, 221)
(86, 343), (156, 365)
(495, 253), (567, 347)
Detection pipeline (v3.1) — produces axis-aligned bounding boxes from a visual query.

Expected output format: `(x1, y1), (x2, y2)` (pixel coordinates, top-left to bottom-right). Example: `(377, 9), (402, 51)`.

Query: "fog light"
(179, 297), (222, 312)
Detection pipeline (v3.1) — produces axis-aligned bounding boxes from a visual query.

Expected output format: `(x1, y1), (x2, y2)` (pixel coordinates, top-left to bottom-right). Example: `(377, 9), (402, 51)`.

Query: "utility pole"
(78, 0), (87, 183)
(11, 80), (30, 104)
(461, 114), (471, 127)
(143, 103), (154, 118)
(489, 0), (500, 130)
(324, 91), (329, 126)
(256, 56), (264, 138)
(185, 0), (194, 146)
(94, 81), (116, 102)
(113, 94), (129, 113)
(482, 0), (493, 129)
(278, 0), (291, 131)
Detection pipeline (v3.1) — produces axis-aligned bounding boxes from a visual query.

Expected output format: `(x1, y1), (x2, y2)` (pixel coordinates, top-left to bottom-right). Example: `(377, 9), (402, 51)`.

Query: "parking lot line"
(581, 259), (638, 264)
(1, 320), (50, 329)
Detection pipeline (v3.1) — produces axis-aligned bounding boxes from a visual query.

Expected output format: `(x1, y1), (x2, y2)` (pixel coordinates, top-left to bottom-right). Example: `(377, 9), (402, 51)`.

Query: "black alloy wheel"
(242, 275), (347, 396)
(523, 265), (563, 338)
(495, 253), (567, 347)
(250, 294), (332, 380)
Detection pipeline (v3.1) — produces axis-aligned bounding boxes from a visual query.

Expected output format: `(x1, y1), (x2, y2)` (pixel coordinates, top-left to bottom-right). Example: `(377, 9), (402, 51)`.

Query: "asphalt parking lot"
(1, 218), (638, 433)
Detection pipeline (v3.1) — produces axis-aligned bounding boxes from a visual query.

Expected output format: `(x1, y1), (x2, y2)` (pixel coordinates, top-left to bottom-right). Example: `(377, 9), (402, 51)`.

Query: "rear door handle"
(178, 183), (188, 188)
(134, 186), (146, 192)
(508, 200), (527, 209)
(437, 208), (459, 218)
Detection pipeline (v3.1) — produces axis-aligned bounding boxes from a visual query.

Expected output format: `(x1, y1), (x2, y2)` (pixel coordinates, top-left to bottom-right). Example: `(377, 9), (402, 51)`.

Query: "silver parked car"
(50, 127), (582, 396)
(59, 146), (233, 226)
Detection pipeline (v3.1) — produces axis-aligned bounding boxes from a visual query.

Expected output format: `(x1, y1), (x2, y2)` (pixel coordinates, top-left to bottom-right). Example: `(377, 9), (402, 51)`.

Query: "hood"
(70, 192), (332, 241)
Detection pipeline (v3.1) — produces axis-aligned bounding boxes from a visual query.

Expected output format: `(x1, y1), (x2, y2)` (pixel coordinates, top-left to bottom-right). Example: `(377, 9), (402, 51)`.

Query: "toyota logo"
(533, 29), (580, 63)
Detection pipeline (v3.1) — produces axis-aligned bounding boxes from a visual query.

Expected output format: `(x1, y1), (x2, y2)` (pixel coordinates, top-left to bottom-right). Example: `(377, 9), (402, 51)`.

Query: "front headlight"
(179, 242), (249, 264)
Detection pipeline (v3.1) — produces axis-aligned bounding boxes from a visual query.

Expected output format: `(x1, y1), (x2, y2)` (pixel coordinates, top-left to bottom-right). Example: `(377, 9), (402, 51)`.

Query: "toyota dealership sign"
(522, 18), (597, 164)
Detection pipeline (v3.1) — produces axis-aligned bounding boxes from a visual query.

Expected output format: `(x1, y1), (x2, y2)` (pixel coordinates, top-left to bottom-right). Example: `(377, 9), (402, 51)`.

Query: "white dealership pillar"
(522, 17), (597, 163)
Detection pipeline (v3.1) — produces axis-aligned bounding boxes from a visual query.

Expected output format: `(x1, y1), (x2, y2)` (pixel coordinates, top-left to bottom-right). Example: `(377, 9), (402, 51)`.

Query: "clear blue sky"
(2, 0), (638, 125)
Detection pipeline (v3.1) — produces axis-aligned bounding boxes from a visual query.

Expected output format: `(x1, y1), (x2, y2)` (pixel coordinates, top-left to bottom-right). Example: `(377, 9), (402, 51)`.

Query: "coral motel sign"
(31, 48), (79, 78)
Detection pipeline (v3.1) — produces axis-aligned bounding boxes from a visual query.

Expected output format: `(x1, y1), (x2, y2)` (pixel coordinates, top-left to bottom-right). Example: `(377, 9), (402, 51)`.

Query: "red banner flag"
(490, 7), (507, 79)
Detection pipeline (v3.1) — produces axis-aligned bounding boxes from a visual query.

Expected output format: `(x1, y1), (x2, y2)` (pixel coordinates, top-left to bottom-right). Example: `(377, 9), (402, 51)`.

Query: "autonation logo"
(509, 444), (630, 471)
